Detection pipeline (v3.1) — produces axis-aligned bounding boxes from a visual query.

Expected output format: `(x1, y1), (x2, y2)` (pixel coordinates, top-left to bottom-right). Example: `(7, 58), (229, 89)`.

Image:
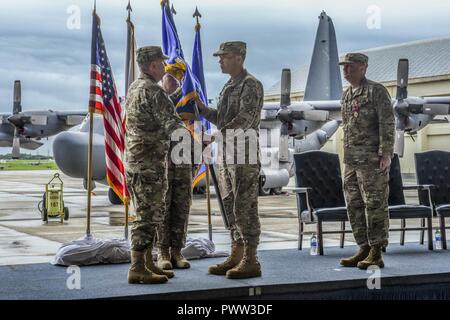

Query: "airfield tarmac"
(0, 170), (443, 266)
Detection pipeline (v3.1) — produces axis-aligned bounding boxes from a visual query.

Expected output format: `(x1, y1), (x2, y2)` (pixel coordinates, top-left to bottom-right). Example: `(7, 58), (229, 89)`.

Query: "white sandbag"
(181, 237), (228, 260)
(51, 234), (130, 266)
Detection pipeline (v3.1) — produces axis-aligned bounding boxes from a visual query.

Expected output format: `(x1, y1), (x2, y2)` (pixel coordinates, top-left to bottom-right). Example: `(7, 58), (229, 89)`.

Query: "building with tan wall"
(265, 36), (450, 175)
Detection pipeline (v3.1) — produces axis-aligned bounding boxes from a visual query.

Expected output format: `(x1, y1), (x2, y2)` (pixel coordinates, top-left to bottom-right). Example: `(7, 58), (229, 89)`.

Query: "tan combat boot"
(340, 245), (370, 267)
(208, 241), (244, 275)
(171, 247), (190, 269)
(157, 247), (173, 270)
(226, 244), (261, 279)
(145, 249), (174, 278)
(357, 245), (384, 269)
(128, 250), (168, 284)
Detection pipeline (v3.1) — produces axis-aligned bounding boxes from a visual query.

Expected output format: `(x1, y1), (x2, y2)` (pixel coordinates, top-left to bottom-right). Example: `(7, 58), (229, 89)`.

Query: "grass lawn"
(0, 160), (58, 171)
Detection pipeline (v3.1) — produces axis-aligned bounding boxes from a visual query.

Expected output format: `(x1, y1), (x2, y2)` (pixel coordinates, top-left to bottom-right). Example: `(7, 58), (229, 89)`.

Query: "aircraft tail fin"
(304, 11), (342, 101)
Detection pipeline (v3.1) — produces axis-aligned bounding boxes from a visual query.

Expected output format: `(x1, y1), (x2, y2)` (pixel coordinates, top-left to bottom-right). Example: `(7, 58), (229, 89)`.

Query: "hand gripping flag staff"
(52, 2), (130, 266)
(161, 1), (229, 240)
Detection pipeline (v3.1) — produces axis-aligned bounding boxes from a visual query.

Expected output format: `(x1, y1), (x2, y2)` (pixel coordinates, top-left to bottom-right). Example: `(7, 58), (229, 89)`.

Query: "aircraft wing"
(294, 100), (342, 111)
(423, 96), (450, 107)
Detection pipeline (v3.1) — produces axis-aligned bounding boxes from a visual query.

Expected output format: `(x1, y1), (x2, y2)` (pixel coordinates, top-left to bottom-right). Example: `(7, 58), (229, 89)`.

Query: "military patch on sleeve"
(241, 81), (259, 106)
(242, 91), (256, 106)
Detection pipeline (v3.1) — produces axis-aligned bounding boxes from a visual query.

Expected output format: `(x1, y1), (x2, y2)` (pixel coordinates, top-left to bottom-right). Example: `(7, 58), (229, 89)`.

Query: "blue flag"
(191, 21), (212, 187)
(192, 24), (209, 129)
(161, 3), (205, 121)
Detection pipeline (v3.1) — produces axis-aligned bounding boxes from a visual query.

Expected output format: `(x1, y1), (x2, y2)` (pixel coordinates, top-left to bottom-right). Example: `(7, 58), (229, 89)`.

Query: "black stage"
(2, 243), (450, 300)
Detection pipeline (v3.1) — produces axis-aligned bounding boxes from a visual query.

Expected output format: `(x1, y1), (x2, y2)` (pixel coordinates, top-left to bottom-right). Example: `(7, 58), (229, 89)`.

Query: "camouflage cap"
(338, 53), (368, 65)
(213, 41), (246, 57)
(136, 46), (169, 65)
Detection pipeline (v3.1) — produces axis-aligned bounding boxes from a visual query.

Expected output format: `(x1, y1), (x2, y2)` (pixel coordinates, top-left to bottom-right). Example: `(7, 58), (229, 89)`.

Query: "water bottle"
(310, 233), (318, 256)
(435, 230), (442, 250)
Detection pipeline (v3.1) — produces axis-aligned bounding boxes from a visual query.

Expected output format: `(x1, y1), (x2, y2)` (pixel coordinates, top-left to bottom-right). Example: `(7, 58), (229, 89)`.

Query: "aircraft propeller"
(394, 59), (449, 156)
(11, 80), (22, 159)
(278, 69), (291, 162)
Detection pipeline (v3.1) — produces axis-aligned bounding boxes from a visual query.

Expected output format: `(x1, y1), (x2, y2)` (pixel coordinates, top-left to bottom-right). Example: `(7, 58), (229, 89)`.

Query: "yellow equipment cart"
(40, 173), (69, 224)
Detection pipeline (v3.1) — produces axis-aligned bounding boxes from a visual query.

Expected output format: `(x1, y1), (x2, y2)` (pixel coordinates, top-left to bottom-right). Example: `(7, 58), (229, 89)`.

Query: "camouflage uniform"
(341, 55), (395, 248)
(125, 68), (186, 252)
(201, 62), (264, 246)
(156, 86), (192, 250)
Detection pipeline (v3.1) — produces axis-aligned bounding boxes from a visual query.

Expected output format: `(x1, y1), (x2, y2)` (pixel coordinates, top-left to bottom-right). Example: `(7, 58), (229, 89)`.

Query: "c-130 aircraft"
(0, 80), (86, 158)
(52, 11), (449, 204)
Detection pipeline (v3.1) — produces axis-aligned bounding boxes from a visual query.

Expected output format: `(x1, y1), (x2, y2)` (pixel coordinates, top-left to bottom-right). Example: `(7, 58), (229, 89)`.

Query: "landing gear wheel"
(42, 208), (48, 223)
(41, 192), (48, 222)
(193, 186), (206, 195)
(108, 188), (123, 205)
(259, 176), (271, 196)
(63, 206), (69, 221)
(271, 187), (283, 195)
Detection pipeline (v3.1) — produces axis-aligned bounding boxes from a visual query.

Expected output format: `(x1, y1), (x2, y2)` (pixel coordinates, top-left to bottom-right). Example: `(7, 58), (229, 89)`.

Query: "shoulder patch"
(241, 81), (259, 106)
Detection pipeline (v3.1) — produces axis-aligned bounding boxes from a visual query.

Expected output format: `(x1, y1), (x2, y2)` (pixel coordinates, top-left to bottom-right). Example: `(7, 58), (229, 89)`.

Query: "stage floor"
(2, 243), (450, 300)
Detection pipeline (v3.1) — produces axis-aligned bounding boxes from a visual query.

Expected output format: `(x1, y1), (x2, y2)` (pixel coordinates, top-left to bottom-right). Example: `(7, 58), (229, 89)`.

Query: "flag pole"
(192, 6), (229, 231)
(86, 110), (94, 238)
(85, 4), (98, 238)
(124, 199), (129, 240)
(194, 7), (212, 241)
(125, 0), (133, 96)
(206, 166), (212, 241)
(123, 0), (132, 241)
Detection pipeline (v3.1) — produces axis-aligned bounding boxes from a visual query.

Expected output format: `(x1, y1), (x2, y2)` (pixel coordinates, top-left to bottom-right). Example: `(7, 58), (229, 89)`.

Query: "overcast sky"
(1, 0), (450, 154)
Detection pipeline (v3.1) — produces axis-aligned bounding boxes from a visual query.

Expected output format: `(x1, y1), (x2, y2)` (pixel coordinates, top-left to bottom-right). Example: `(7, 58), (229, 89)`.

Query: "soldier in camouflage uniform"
(156, 73), (192, 270)
(338, 53), (395, 269)
(195, 41), (264, 279)
(125, 46), (188, 284)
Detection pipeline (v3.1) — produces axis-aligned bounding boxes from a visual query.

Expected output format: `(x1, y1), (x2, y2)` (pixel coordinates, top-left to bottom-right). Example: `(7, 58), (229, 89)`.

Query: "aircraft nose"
(53, 131), (106, 181)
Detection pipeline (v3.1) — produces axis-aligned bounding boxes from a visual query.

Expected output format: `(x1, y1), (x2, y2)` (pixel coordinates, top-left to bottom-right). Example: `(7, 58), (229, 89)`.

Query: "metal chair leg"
(340, 221), (345, 248)
(440, 216), (447, 250)
(400, 219), (406, 246)
(317, 220), (324, 256)
(427, 216), (433, 251)
(420, 218), (425, 245)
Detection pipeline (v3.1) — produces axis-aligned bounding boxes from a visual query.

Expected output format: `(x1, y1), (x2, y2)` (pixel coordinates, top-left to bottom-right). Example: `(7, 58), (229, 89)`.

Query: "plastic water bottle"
(310, 234), (318, 256)
(435, 230), (442, 250)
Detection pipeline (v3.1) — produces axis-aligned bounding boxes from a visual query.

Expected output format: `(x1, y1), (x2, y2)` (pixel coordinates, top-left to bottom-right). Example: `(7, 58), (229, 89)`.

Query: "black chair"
(292, 151), (350, 255)
(387, 154), (434, 250)
(415, 150), (450, 250)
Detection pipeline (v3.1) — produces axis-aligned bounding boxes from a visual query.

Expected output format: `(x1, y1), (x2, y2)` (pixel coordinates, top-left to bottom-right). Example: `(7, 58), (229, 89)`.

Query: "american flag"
(89, 12), (128, 203)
